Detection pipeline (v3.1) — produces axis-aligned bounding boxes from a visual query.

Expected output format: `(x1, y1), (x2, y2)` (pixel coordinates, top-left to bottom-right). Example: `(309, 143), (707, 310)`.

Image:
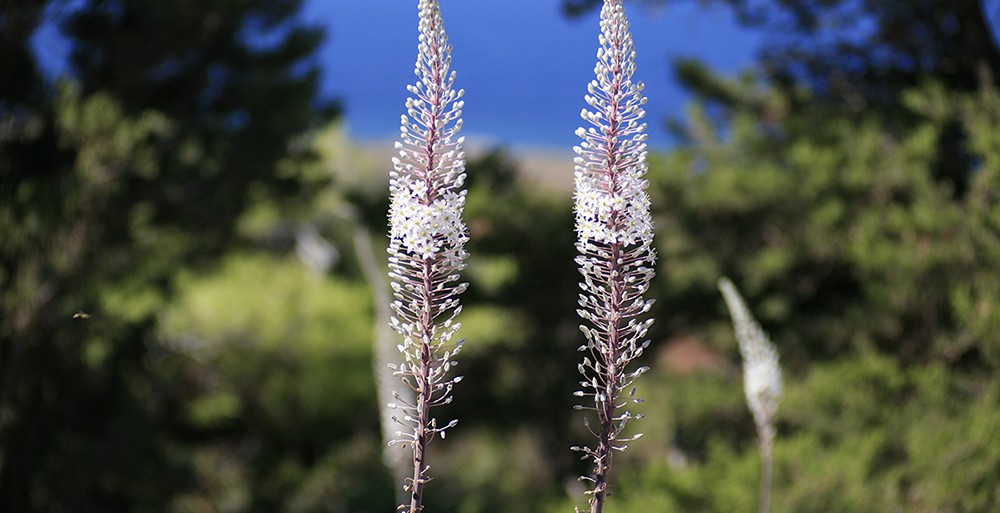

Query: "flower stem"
(759, 431), (774, 513)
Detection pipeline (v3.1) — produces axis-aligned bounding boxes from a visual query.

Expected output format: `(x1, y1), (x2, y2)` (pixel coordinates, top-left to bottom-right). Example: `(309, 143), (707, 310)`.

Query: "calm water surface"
(305, 0), (763, 151)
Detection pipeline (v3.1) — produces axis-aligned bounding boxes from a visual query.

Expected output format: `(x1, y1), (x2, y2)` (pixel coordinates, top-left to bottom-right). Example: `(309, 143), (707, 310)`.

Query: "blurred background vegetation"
(2, 0), (1000, 512)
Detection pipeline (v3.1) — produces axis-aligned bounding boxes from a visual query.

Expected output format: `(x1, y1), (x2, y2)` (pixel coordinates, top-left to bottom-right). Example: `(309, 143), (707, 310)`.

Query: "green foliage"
(1, 0), (334, 510)
(648, 82), (1000, 367)
(158, 253), (390, 513)
(904, 384), (1000, 512)
(581, 354), (998, 513)
(65, 0), (336, 249)
(1, 85), (185, 512)
(162, 254), (374, 430)
(422, 428), (562, 513)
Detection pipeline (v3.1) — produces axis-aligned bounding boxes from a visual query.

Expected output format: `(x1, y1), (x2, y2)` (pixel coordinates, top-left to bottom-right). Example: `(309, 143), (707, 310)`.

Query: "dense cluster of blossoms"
(386, 1), (468, 511)
(388, 176), (466, 260)
(571, 1), (656, 512)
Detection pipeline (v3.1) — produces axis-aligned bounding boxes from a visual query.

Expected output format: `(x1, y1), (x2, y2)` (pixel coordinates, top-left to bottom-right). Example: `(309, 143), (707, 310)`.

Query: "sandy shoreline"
(354, 138), (575, 193)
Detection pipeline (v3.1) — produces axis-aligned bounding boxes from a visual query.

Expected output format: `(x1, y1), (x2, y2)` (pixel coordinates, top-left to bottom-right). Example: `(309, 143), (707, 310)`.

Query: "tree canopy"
(1, 0), (335, 510)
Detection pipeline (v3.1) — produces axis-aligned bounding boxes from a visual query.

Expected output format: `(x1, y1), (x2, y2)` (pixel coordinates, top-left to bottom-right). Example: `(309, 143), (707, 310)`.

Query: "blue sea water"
(29, 0), (764, 152)
(303, 0), (764, 151)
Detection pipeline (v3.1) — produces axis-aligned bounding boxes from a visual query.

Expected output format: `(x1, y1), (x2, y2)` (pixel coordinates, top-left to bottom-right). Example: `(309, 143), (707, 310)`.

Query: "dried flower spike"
(386, 1), (468, 511)
(718, 277), (782, 513)
(571, 1), (655, 512)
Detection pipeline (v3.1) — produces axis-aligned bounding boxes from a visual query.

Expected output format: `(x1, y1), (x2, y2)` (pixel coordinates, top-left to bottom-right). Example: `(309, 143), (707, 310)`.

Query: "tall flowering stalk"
(571, 1), (655, 512)
(386, 1), (468, 511)
(718, 277), (783, 513)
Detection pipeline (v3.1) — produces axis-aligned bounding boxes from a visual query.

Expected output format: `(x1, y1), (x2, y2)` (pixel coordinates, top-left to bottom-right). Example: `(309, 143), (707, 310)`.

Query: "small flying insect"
(73, 311), (91, 320)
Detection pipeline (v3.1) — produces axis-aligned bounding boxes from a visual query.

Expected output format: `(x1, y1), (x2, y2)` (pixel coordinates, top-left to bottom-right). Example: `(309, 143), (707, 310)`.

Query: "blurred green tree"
(158, 253), (391, 513)
(0, 0), (335, 510)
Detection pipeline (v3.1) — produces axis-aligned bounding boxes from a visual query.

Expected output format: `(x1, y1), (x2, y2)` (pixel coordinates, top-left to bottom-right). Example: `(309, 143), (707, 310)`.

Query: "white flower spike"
(718, 277), (783, 513)
(387, 1), (468, 512)
(717, 277), (782, 441)
(571, 2), (656, 512)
